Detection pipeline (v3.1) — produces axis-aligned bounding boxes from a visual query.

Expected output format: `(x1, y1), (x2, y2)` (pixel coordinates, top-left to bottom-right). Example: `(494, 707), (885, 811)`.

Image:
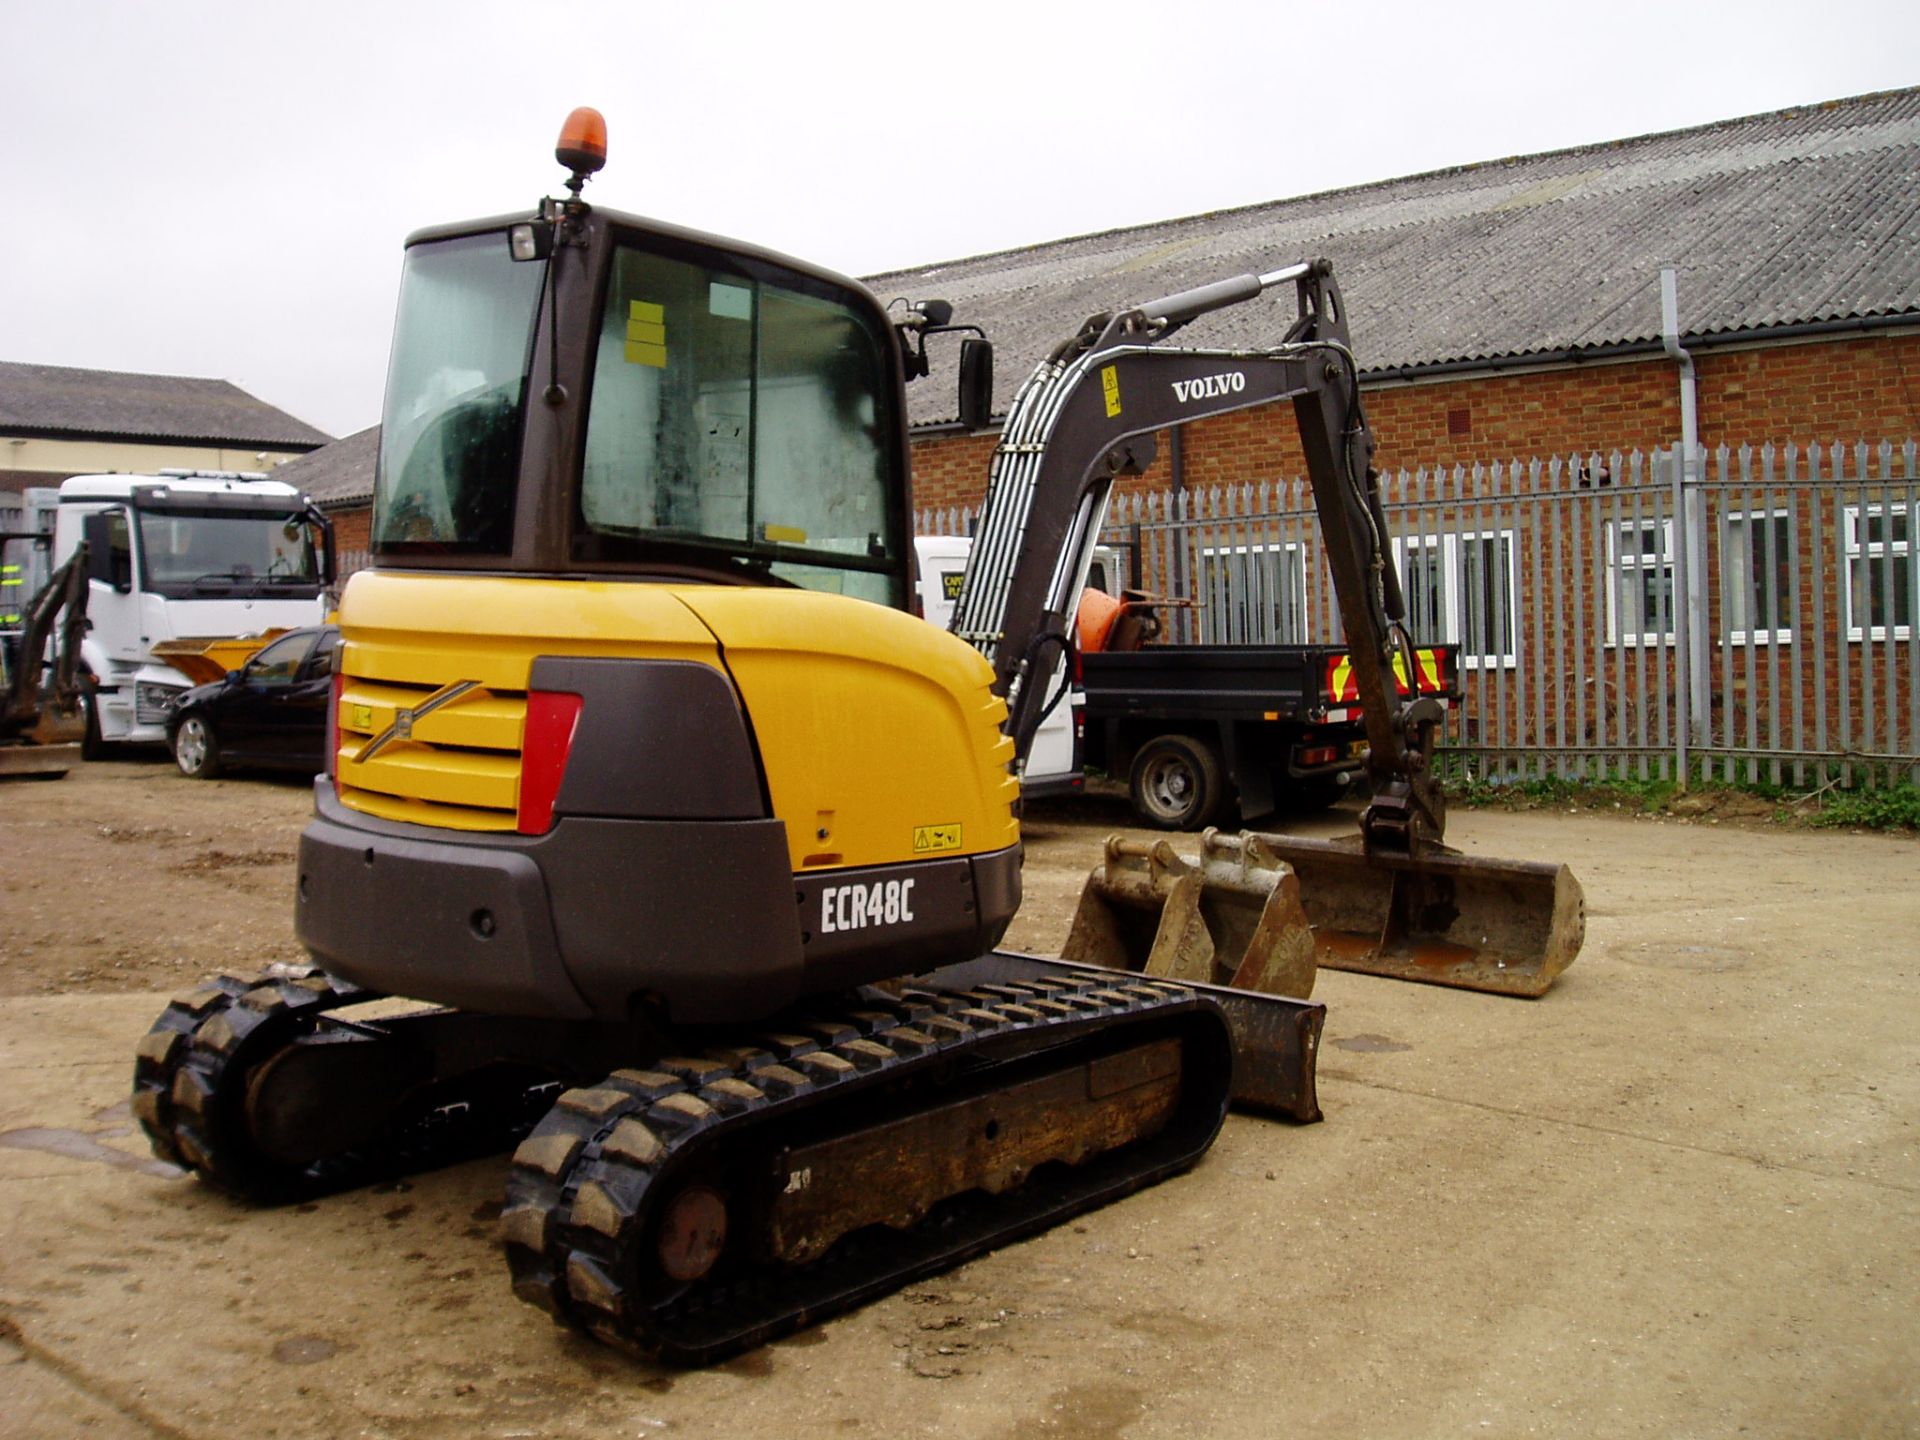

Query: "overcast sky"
(3, 1), (1916, 440)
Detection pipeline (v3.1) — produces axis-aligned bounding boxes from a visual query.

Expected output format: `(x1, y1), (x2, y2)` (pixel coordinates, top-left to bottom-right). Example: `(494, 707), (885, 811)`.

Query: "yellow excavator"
(133, 111), (1582, 1363)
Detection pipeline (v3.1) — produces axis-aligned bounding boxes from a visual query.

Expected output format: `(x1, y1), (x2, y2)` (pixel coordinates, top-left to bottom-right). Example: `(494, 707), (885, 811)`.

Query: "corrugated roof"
(865, 88), (1920, 425)
(272, 424), (378, 507)
(0, 361), (332, 448)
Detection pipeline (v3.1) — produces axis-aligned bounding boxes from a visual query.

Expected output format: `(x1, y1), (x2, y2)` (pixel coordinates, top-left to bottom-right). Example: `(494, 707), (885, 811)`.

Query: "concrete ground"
(1, 770), (1915, 1438)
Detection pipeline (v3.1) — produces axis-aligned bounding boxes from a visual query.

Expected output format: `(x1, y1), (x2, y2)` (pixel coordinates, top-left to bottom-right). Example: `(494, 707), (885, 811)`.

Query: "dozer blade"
(958, 950), (1324, 1123)
(1247, 832), (1585, 998)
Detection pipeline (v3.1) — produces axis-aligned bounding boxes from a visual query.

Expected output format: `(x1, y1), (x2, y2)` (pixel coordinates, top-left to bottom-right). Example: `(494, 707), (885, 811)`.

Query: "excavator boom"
(954, 261), (1584, 996)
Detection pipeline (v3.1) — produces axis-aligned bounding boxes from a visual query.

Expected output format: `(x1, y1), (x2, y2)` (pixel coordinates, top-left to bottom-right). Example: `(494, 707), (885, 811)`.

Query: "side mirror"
(305, 503), (337, 587)
(958, 338), (994, 432)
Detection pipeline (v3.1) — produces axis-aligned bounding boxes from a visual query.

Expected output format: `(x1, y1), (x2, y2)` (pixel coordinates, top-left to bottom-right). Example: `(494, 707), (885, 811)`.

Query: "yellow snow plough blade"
(1062, 828), (1583, 1001)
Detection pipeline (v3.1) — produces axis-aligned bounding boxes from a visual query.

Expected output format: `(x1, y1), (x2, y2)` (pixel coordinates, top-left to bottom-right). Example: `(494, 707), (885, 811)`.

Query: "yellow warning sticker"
(626, 300), (667, 367)
(1101, 364), (1122, 417)
(912, 823), (963, 854)
(348, 702), (374, 732)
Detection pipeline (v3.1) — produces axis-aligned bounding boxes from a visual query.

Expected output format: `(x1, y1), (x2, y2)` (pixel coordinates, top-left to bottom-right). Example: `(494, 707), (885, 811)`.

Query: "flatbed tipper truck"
(1082, 639), (1461, 829)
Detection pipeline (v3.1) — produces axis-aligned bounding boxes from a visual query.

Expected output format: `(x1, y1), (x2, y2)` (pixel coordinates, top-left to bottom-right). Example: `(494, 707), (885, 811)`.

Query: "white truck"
(49, 471), (335, 749)
(913, 535), (1083, 799)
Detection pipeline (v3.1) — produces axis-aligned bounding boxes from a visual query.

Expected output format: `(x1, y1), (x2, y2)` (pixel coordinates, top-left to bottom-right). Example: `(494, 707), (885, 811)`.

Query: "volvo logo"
(1171, 372), (1247, 403)
(358, 679), (480, 761)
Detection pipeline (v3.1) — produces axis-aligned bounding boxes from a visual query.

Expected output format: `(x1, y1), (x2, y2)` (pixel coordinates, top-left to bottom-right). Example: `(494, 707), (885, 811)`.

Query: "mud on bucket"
(1060, 831), (1319, 1000)
(1248, 833), (1585, 998)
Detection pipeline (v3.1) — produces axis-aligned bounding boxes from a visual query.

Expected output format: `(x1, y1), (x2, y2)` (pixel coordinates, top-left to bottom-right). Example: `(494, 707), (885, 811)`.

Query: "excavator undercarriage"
(136, 954), (1309, 1361)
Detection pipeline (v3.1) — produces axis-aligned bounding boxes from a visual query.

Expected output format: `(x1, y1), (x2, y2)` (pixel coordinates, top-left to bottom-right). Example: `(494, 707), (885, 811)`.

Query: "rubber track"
(501, 971), (1227, 1364)
(131, 967), (365, 1199)
(131, 966), (552, 1202)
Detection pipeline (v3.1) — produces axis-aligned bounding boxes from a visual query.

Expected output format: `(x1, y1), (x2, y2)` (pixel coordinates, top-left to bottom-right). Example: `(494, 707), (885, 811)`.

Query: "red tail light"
(517, 691), (584, 835)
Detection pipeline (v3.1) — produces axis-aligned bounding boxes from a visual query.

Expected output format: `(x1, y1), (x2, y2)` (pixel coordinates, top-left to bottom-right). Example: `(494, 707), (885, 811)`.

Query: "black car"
(167, 625), (338, 779)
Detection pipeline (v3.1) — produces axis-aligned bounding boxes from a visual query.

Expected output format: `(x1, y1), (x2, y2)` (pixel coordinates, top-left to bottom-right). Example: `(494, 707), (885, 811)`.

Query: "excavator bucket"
(1247, 833), (1584, 998)
(1061, 832), (1318, 999)
(1062, 829), (1584, 1001)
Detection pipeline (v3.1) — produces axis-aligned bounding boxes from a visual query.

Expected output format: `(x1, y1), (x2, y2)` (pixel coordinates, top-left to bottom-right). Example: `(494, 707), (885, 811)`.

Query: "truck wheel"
(1128, 735), (1226, 831)
(173, 713), (223, 779)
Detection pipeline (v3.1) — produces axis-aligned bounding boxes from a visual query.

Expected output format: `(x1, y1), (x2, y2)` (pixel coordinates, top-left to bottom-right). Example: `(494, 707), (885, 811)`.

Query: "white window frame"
(1395, 534), (1449, 652)
(1391, 529), (1519, 670)
(1606, 517), (1676, 647)
(1722, 509), (1795, 645)
(1842, 502), (1915, 642)
(1195, 541), (1308, 645)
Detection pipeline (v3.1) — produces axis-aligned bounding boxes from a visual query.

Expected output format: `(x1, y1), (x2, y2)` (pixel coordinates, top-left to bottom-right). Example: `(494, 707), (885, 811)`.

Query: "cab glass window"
(578, 242), (900, 604)
(375, 233), (543, 554)
(93, 508), (133, 589)
(135, 508), (320, 596)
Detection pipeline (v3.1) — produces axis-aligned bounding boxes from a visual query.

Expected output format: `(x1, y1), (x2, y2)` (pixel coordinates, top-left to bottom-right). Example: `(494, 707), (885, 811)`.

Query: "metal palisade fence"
(917, 438), (1920, 788)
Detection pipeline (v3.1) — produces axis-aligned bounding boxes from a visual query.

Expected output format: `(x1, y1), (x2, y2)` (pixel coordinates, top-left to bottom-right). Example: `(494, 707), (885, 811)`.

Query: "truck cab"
(52, 472), (334, 746)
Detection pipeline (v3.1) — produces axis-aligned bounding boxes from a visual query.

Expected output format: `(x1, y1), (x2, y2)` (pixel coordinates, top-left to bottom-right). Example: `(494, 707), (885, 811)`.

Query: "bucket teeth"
(1062, 829), (1318, 999)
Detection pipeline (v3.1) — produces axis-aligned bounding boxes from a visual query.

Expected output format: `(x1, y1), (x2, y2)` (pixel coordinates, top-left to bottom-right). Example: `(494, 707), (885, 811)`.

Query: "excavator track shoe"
(502, 973), (1233, 1364)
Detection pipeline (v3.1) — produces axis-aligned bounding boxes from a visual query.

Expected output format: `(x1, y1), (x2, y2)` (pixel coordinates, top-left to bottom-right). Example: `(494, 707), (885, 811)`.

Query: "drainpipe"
(1168, 424), (1187, 634)
(1660, 267), (1709, 778)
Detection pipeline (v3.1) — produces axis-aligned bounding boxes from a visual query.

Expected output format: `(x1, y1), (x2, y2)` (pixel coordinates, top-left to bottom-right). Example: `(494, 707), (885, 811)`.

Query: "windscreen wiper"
(189, 572), (267, 595)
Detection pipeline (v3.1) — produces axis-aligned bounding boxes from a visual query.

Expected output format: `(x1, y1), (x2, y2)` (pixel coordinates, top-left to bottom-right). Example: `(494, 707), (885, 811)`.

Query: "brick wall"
(905, 432), (1003, 513)
(328, 507), (371, 552)
(910, 331), (1920, 507)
